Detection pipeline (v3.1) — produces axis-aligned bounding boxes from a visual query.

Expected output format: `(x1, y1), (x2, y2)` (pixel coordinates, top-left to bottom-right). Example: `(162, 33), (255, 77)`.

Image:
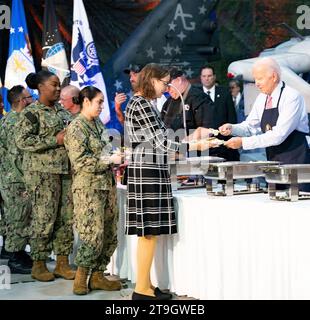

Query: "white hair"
(253, 57), (281, 79)
(61, 85), (80, 97)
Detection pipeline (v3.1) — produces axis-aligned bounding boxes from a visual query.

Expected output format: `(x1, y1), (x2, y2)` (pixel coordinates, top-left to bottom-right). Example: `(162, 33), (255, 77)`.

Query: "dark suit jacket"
(161, 86), (215, 133)
(196, 85), (240, 161)
(235, 94), (246, 124)
(213, 86), (237, 127)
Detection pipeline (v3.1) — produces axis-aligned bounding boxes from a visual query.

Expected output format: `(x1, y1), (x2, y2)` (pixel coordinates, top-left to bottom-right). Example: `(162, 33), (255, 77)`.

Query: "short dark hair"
(229, 79), (241, 88)
(7, 85), (24, 105)
(78, 86), (102, 108)
(25, 70), (57, 90)
(200, 64), (215, 75)
(136, 63), (170, 100)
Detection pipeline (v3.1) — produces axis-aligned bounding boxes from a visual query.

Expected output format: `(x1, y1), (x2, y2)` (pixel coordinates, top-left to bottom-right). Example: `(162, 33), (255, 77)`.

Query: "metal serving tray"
(261, 164), (310, 201)
(262, 164), (310, 184)
(203, 161), (280, 196)
(174, 156), (225, 176)
(204, 161), (280, 180)
(170, 156), (225, 190)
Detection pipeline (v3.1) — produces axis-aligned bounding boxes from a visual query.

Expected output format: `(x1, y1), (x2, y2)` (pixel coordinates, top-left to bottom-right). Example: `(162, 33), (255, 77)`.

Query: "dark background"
(1, 0), (309, 83)
(0, 0), (157, 80)
(1, 0), (309, 129)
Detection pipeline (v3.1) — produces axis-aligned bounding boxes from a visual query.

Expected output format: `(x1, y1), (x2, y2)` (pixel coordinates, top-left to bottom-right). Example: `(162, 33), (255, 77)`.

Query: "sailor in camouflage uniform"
(0, 94), (6, 259)
(15, 71), (75, 282)
(0, 86), (33, 272)
(0, 120), (9, 260)
(0, 192), (4, 244)
(0, 115), (6, 258)
(64, 86), (122, 295)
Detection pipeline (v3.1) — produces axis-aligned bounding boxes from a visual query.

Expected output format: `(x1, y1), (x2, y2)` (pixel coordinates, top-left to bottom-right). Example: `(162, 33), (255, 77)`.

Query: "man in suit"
(229, 79), (245, 124)
(199, 65), (240, 161)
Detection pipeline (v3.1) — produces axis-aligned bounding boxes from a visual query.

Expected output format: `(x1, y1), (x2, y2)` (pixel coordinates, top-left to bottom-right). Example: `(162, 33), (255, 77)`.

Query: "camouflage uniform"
(15, 102), (74, 261)
(0, 117), (6, 238)
(0, 192), (4, 237)
(0, 111), (32, 252)
(64, 114), (118, 271)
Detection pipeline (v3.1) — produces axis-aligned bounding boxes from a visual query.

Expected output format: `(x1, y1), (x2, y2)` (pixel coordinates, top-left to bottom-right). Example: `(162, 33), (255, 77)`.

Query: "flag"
(0, 78), (4, 118)
(71, 0), (110, 124)
(3, 0), (36, 112)
(0, 78), (3, 109)
(41, 0), (69, 84)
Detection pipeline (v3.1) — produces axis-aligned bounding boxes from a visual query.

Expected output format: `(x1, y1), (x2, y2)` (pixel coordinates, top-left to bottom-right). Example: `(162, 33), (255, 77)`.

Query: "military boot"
(7, 252), (32, 274)
(89, 271), (122, 291)
(17, 250), (33, 268)
(53, 255), (76, 280)
(31, 260), (55, 282)
(73, 267), (89, 295)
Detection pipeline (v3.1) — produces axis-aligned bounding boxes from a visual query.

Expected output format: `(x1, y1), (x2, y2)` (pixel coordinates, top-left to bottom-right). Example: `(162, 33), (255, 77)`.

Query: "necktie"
(206, 90), (212, 101)
(266, 95), (273, 109)
(233, 96), (237, 107)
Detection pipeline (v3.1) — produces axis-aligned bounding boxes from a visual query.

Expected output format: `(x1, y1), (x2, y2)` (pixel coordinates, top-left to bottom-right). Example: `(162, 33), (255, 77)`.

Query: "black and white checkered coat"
(124, 95), (179, 236)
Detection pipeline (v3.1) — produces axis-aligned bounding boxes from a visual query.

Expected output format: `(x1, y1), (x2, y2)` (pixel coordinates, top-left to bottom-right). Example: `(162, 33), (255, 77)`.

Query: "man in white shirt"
(220, 57), (310, 166)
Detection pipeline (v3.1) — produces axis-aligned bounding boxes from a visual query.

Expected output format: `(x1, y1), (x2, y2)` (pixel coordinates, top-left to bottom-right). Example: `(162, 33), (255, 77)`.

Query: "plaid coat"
(124, 95), (179, 236)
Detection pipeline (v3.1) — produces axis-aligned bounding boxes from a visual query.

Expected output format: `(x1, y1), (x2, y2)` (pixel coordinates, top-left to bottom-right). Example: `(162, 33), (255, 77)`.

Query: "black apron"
(260, 82), (310, 191)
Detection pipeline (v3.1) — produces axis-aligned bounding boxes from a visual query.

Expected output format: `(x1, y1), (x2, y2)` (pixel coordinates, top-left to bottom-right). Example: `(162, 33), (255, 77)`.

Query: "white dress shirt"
(203, 85), (215, 102)
(155, 95), (167, 113)
(231, 82), (309, 150)
(234, 92), (242, 107)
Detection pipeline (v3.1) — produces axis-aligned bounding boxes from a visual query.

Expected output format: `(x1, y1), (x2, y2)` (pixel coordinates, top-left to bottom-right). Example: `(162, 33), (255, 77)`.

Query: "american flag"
(72, 58), (86, 76)
(71, 0), (110, 124)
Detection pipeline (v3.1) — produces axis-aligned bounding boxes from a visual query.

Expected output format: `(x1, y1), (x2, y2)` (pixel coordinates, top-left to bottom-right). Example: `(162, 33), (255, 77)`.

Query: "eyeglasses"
(159, 79), (170, 87)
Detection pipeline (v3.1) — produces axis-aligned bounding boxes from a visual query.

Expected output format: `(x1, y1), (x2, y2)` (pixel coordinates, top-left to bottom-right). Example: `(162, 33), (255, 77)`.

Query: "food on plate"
(189, 137), (225, 151)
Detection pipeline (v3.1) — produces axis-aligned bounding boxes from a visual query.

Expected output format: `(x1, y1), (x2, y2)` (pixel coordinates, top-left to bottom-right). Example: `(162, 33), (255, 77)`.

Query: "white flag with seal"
(70, 0), (110, 124)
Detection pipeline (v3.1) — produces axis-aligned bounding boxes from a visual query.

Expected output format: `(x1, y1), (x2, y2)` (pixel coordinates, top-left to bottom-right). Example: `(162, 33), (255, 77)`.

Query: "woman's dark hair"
(136, 63), (170, 99)
(7, 85), (24, 104)
(78, 86), (102, 108)
(25, 70), (56, 90)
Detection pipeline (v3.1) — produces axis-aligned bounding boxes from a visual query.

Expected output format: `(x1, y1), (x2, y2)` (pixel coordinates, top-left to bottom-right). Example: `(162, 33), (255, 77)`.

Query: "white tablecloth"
(108, 187), (310, 300)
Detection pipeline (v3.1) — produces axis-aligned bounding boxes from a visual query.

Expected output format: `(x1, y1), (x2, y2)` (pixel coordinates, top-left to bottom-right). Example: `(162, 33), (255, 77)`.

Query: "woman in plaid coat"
(125, 63), (179, 300)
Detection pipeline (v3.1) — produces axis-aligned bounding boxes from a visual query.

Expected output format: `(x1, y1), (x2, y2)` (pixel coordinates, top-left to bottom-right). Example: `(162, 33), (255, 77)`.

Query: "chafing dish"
(204, 161), (280, 196)
(170, 156), (225, 190)
(261, 164), (310, 201)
